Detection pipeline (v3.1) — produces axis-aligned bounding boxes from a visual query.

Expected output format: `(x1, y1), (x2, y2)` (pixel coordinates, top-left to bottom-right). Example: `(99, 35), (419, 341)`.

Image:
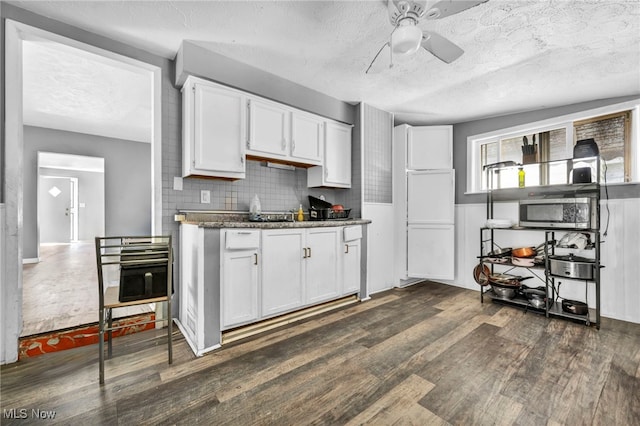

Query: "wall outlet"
(200, 190), (210, 204)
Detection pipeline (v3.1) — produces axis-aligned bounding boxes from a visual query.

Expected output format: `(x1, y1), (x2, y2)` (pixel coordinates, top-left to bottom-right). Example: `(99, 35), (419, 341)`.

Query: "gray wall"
(176, 41), (356, 125)
(453, 95), (640, 204)
(23, 126), (151, 258)
(38, 166), (105, 243)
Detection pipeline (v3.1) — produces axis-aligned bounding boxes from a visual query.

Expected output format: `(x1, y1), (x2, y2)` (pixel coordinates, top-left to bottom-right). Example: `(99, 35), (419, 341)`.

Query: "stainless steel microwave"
(519, 198), (597, 229)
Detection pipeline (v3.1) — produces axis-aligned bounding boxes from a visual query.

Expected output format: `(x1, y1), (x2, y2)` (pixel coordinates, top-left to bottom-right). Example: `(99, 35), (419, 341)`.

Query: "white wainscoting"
(439, 199), (640, 325)
(363, 203), (395, 295)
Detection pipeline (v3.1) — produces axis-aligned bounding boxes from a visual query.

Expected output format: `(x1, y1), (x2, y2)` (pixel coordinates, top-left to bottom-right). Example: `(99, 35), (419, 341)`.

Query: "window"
(467, 101), (638, 193)
(574, 111), (631, 183)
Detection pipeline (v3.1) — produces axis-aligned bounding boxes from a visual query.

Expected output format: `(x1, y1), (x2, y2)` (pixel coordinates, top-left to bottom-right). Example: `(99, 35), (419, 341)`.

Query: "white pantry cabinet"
(393, 124), (455, 283)
(247, 98), (290, 160)
(308, 120), (352, 188)
(221, 230), (260, 329)
(182, 76), (246, 179)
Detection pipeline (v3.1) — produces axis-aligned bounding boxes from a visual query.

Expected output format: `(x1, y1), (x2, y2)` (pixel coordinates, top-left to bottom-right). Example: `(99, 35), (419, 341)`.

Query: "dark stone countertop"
(180, 219), (371, 229)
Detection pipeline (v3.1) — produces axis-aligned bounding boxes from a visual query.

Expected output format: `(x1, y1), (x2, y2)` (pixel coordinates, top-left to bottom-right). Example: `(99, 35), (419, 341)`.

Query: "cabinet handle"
(281, 138), (286, 151)
(303, 247), (308, 259)
(345, 244), (349, 254)
(240, 156), (245, 165)
(324, 168), (329, 179)
(254, 253), (258, 265)
(292, 139), (296, 152)
(237, 231), (252, 235)
(307, 247), (312, 258)
(247, 100), (251, 147)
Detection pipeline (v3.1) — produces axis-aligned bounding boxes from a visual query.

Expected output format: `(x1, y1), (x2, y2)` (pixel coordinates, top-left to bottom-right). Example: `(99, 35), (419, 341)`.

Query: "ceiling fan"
(365, 0), (488, 73)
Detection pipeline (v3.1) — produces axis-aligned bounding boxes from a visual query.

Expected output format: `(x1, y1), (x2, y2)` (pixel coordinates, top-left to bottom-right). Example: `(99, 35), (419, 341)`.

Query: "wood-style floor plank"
(2, 281), (639, 425)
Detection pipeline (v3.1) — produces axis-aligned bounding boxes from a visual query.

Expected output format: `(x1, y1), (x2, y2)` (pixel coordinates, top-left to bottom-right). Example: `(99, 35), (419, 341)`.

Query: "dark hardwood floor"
(2, 281), (639, 425)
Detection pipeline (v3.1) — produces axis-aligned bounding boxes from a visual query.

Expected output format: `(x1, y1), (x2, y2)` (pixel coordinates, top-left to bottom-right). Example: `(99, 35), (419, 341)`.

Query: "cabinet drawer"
(343, 225), (362, 242)
(225, 230), (260, 249)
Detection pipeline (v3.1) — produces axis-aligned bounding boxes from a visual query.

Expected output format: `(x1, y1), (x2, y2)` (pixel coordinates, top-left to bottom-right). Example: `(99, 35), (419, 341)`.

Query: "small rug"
(19, 313), (156, 359)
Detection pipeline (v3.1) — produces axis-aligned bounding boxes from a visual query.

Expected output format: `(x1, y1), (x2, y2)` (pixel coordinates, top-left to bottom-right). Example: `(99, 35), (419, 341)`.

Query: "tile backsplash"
(175, 160), (347, 213)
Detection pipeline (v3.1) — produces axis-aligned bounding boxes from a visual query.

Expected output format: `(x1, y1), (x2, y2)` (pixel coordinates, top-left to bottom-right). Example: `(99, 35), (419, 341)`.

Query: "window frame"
(466, 100), (640, 194)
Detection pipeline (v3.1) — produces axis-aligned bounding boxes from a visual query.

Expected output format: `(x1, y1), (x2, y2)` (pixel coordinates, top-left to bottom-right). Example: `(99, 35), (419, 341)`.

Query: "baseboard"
(22, 258), (40, 264)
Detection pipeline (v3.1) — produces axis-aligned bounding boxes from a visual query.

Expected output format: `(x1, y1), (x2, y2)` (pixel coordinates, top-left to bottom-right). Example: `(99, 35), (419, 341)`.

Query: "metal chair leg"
(99, 307), (105, 385)
(107, 308), (113, 359)
(168, 300), (173, 364)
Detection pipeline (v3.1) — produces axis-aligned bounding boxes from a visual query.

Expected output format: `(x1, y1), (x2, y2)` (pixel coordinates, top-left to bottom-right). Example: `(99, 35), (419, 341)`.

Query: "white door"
(39, 176), (73, 244)
(291, 111), (323, 164)
(193, 83), (245, 173)
(324, 121), (352, 186)
(407, 224), (455, 279)
(305, 228), (340, 304)
(221, 249), (259, 329)
(261, 229), (305, 317)
(248, 98), (289, 158)
(343, 239), (361, 295)
(407, 126), (452, 170)
(407, 170), (455, 224)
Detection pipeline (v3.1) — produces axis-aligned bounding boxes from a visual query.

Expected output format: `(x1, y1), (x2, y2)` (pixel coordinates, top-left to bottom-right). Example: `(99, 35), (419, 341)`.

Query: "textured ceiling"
(22, 40), (153, 143)
(11, 0), (640, 130)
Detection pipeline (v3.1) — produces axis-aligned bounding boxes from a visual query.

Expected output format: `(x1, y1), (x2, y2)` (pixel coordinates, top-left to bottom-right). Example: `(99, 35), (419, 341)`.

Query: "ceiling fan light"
(391, 24), (423, 55)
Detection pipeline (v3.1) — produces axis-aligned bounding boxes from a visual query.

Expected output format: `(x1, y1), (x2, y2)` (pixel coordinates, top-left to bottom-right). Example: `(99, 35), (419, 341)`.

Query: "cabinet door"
(305, 228), (340, 304)
(192, 82), (246, 174)
(343, 239), (361, 295)
(261, 229), (305, 317)
(324, 121), (352, 186)
(291, 111), (323, 164)
(407, 224), (454, 280)
(248, 98), (289, 159)
(221, 249), (258, 329)
(407, 170), (455, 224)
(407, 126), (452, 170)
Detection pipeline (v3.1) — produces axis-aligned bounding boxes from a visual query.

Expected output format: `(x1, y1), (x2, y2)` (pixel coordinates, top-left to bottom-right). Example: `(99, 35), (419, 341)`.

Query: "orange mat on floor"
(19, 313), (156, 359)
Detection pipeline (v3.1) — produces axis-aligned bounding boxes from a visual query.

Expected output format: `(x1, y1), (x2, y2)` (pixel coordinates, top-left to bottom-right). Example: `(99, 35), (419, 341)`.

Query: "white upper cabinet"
(247, 98), (290, 160)
(182, 76), (246, 179)
(407, 126), (453, 170)
(290, 111), (323, 165)
(308, 120), (352, 188)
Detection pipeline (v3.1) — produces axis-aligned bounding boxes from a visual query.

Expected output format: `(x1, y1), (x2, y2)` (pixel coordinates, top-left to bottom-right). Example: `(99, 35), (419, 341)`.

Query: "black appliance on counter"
(308, 195), (351, 221)
(572, 138), (599, 184)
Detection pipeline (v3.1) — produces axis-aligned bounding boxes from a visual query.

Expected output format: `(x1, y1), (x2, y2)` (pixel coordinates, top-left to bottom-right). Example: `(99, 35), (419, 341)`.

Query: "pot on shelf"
(512, 247), (536, 258)
(562, 299), (589, 315)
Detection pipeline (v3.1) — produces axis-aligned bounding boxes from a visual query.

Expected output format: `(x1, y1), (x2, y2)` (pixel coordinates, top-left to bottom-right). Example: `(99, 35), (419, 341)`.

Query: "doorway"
(5, 19), (162, 359)
(21, 152), (109, 336)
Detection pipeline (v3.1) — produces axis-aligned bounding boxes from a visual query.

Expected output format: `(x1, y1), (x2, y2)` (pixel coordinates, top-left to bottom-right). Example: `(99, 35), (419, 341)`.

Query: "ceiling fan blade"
(425, 0), (487, 19)
(421, 31), (464, 63)
(365, 42), (392, 74)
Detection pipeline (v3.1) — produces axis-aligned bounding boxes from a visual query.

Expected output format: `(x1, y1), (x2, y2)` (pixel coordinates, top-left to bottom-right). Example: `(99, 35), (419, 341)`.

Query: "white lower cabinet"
(261, 227), (341, 317)
(261, 229), (306, 317)
(305, 228), (340, 304)
(180, 224), (364, 356)
(343, 240), (361, 295)
(221, 249), (259, 329)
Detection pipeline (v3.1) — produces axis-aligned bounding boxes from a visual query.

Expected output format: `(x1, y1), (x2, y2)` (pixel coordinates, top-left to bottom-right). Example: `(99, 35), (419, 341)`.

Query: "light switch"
(200, 190), (210, 204)
(173, 177), (183, 191)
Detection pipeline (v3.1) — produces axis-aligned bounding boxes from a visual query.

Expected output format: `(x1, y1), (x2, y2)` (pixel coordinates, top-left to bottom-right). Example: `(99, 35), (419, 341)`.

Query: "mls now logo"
(3, 408), (56, 419)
